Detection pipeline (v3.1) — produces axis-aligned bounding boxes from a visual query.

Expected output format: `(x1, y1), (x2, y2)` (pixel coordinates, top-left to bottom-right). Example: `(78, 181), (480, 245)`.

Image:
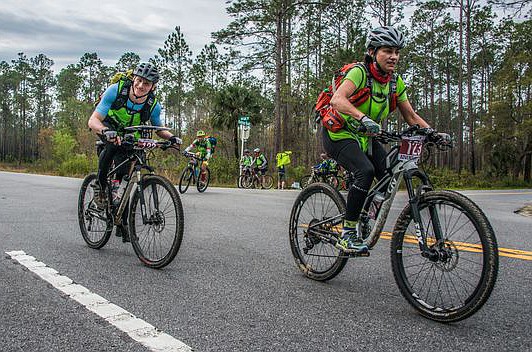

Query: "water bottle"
(368, 192), (385, 220)
(111, 180), (120, 206)
(112, 180), (127, 206)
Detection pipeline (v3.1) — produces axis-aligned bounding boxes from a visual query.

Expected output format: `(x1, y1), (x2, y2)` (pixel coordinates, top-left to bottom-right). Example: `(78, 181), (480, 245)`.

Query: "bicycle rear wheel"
(130, 175), (184, 269)
(391, 190), (498, 322)
(289, 183), (348, 281)
(261, 175), (273, 189)
(178, 167), (193, 194)
(197, 168), (211, 192)
(78, 173), (113, 249)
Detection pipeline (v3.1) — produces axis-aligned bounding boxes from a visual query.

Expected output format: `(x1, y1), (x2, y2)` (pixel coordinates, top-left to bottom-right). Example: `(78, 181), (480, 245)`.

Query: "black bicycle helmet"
(365, 26), (405, 50)
(134, 62), (160, 83)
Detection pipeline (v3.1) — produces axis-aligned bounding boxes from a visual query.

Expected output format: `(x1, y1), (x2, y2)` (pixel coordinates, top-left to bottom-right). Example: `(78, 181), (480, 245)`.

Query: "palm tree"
(211, 84), (264, 158)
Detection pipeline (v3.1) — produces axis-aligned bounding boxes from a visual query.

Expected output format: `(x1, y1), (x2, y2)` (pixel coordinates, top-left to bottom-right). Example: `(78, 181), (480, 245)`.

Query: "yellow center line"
(460, 191), (532, 196)
(380, 232), (532, 261)
(300, 224), (532, 261)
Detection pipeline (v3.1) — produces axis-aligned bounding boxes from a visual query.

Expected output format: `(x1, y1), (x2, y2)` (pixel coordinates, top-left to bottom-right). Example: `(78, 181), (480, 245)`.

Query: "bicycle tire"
(129, 175), (184, 269)
(178, 167), (193, 194)
(262, 175), (274, 189)
(240, 174), (253, 189)
(391, 190), (498, 322)
(78, 173), (113, 249)
(197, 167), (211, 193)
(289, 182), (348, 281)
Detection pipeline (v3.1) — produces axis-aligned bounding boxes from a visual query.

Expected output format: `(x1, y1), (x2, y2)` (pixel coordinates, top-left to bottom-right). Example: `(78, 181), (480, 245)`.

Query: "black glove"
(169, 136), (182, 145)
(102, 129), (117, 142)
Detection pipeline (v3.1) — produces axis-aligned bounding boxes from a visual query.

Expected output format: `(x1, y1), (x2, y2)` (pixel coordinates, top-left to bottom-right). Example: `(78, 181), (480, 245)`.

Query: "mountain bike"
(240, 167), (273, 189)
(78, 125), (184, 269)
(178, 152), (210, 193)
(300, 167), (340, 189)
(288, 126), (498, 322)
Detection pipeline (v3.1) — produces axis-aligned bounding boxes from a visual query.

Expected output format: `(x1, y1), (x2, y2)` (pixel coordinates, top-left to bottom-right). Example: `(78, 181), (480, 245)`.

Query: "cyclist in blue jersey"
(88, 62), (181, 241)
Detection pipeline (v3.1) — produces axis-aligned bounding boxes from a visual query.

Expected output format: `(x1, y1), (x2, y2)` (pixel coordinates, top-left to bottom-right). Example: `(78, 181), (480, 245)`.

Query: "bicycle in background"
(179, 152), (211, 193)
(239, 167), (273, 189)
(299, 166), (340, 189)
(78, 125), (184, 269)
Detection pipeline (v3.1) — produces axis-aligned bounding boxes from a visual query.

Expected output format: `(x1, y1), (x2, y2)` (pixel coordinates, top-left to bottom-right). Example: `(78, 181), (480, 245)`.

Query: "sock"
(342, 220), (358, 236)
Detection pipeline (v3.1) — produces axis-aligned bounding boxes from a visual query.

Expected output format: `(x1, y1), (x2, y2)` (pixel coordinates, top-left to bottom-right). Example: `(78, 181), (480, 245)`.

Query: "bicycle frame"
(361, 146), (432, 248)
(105, 146), (161, 226)
(308, 132), (444, 256)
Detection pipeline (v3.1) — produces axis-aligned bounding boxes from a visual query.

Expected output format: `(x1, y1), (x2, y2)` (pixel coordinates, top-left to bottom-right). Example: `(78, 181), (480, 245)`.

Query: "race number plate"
(398, 135), (425, 162)
(137, 138), (157, 149)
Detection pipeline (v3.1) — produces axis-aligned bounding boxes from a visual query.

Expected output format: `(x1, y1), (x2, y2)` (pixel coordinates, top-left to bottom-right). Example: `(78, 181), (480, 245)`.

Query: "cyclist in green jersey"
(252, 147), (268, 187)
(240, 149), (253, 176)
(325, 26), (448, 254)
(184, 130), (212, 179)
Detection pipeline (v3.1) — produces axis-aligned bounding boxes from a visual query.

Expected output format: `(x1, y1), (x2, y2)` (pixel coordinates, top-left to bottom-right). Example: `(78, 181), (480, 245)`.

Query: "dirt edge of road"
(515, 204), (532, 217)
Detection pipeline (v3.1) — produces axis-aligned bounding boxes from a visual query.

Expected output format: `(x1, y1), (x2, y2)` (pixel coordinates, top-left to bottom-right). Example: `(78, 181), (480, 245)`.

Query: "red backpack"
(314, 62), (398, 132)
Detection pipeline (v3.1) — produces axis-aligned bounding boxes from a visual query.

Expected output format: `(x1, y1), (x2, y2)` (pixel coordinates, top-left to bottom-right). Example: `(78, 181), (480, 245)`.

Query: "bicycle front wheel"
(289, 183), (348, 281)
(78, 173), (113, 249)
(261, 175), (273, 189)
(129, 175), (184, 269)
(178, 167), (193, 194)
(391, 190), (498, 322)
(197, 167), (211, 193)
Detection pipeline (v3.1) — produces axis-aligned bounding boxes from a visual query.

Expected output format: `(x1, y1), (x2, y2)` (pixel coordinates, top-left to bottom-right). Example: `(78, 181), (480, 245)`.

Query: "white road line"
(5, 250), (193, 352)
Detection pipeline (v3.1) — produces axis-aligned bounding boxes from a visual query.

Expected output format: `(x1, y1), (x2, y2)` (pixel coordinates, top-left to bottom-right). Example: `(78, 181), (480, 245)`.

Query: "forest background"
(0, 0), (530, 189)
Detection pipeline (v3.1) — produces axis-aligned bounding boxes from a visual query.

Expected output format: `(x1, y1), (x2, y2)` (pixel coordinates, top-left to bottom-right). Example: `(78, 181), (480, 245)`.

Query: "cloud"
(0, 0), (231, 70)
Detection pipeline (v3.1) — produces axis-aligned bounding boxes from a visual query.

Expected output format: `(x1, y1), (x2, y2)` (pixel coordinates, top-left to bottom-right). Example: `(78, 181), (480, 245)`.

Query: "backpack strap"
(139, 92), (156, 123)
(110, 79), (131, 111)
(389, 74), (398, 112)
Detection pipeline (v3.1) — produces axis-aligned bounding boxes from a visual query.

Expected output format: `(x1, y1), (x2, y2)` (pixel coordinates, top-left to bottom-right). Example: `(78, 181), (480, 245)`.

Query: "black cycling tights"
(97, 143), (130, 190)
(322, 129), (387, 222)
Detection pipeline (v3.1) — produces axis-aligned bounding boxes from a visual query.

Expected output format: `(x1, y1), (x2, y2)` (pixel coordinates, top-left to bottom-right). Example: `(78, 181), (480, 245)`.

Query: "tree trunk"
(457, 0), (464, 173)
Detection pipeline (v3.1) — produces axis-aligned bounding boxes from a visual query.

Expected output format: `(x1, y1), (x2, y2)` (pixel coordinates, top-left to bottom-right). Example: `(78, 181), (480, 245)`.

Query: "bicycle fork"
(403, 169), (444, 261)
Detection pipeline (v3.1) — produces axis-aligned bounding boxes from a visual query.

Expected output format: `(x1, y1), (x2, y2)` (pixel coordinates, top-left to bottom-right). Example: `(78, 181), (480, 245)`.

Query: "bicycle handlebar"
(374, 125), (453, 150)
(182, 151), (206, 161)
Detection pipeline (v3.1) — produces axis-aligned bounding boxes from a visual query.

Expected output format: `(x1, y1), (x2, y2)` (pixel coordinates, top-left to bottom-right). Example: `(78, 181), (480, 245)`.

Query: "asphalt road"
(1, 171), (531, 352)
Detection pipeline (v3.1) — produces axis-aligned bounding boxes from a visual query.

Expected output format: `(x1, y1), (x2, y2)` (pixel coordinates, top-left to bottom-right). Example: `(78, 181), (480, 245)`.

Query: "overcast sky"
(0, 0), (232, 71)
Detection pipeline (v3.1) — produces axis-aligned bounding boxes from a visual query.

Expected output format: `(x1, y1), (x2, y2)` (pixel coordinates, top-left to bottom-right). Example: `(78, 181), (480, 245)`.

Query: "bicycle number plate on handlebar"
(136, 138), (158, 149)
(398, 135), (425, 163)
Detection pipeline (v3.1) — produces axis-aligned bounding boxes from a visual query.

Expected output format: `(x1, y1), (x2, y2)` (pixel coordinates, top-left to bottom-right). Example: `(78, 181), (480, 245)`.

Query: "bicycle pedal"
(349, 251), (370, 258)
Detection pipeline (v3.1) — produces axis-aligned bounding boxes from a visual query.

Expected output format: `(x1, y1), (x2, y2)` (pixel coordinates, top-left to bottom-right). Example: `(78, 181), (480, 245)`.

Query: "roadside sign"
(238, 116), (251, 126)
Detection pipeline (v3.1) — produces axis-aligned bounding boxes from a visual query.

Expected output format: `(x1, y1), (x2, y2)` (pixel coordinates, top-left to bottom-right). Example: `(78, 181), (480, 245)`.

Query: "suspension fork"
(403, 169), (444, 256)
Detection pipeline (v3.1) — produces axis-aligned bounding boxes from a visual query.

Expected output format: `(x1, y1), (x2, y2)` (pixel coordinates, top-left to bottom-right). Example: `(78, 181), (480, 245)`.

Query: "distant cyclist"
(313, 153), (338, 178)
(252, 148), (268, 187)
(87, 62), (181, 242)
(240, 149), (253, 176)
(184, 130), (212, 180)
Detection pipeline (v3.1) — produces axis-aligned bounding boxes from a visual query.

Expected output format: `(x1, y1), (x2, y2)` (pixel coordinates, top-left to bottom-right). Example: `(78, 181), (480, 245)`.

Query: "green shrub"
(52, 130), (78, 163)
(57, 153), (97, 176)
(209, 157), (239, 185)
